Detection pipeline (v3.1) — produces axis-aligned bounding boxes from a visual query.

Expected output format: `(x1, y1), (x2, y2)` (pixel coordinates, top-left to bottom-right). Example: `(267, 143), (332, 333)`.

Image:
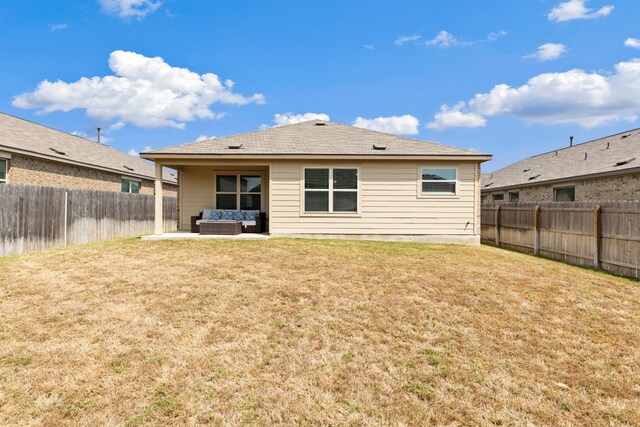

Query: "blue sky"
(2, 0), (640, 171)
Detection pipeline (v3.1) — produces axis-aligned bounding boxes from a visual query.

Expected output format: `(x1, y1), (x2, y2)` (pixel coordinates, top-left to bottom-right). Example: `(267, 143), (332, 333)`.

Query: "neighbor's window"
(121, 178), (140, 193)
(554, 186), (575, 202)
(421, 168), (457, 195)
(492, 193), (504, 202)
(304, 167), (358, 213)
(0, 159), (7, 183)
(481, 194), (489, 204)
(215, 174), (262, 210)
(509, 192), (520, 203)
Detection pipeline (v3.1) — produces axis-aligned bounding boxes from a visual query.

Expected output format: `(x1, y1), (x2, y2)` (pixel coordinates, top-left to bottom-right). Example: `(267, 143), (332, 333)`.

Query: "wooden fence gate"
(481, 202), (640, 279)
(0, 184), (177, 256)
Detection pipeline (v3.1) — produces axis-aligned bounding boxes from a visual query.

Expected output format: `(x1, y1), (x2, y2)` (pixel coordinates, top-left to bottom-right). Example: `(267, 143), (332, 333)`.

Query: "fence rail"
(0, 184), (177, 256)
(481, 201), (640, 279)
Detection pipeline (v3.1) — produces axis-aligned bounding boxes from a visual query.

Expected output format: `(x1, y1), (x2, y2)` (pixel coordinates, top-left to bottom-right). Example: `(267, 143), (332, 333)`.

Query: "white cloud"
(195, 135), (215, 142)
(394, 34), (421, 46)
(426, 103), (487, 130)
(99, 0), (161, 19)
(425, 31), (465, 48)
(13, 50), (265, 129)
(128, 145), (152, 157)
(363, 44), (374, 50)
(50, 23), (69, 31)
(272, 113), (330, 127)
(423, 30), (506, 48)
(625, 38), (640, 49)
(548, 0), (613, 22)
(523, 43), (567, 61)
(427, 58), (640, 129)
(353, 115), (420, 135)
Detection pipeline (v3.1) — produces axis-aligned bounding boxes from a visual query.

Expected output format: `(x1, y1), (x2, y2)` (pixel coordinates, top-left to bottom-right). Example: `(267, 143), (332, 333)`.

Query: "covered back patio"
(152, 160), (271, 235)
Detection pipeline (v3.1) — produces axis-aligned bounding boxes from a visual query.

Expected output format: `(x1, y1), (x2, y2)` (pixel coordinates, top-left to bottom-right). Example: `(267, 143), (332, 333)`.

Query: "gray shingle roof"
(143, 120), (489, 158)
(0, 113), (176, 184)
(482, 128), (640, 191)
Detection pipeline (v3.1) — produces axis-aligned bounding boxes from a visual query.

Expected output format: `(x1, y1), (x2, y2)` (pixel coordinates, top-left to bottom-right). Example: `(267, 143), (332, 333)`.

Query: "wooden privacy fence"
(481, 201), (640, 279)
(0, 184), (177, 257)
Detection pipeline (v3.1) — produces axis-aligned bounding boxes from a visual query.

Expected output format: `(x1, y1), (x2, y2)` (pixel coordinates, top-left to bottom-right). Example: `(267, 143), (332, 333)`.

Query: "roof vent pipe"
(97, 128), (102, 144)
(569, 136), (574, 147)
(584, 152), (588, 160)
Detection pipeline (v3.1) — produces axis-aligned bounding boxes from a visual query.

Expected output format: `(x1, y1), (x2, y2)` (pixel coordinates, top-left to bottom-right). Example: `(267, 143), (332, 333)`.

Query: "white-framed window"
(303, 167), (359, 213)
(0, 158), (7, 183)
(420, 167), (457, 196)
(554, 186), (575, 202)
(215, 174), (262, 210)
(481, 194), (489, 204)
(492, 193), (504, 202)
(121, 178), (141, 193)
(509, 191), (520, 203)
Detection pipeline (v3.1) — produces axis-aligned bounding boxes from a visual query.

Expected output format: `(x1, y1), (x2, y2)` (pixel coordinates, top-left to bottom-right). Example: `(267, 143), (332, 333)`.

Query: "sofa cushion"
(242, 210), (259, 221)
(221, 210), (236, 221)
(202, 208), (215, 220)
(207, 210), (222, 220)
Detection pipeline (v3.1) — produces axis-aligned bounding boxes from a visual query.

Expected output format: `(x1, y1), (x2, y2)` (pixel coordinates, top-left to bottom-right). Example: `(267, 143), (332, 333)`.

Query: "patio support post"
(154, 163), (164, 235)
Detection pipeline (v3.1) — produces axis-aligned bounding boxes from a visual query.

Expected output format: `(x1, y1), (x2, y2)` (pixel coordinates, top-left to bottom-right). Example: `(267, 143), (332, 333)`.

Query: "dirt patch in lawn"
(0, 238), (639, 425)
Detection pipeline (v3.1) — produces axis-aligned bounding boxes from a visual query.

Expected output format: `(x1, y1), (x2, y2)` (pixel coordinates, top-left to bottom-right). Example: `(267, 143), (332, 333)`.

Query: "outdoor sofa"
(191, 209), (265, 234)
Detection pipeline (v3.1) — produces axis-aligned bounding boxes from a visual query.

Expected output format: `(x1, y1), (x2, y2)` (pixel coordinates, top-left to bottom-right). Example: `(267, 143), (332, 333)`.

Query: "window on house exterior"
(215, 174), (262, 210)
(481, 194), (489, 204)
(304, 167), (358, 213)
(121, 178), (140, 193)
(492, 193), (504, 202)
(554, 186), (575, 202)
(0, 159), (7, 183)
(420, 168), (457, 195)
(509, 192), (520, 203)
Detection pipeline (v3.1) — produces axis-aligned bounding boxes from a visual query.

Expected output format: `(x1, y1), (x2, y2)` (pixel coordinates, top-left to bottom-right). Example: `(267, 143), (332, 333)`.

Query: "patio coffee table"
(199, 221), (242, 235)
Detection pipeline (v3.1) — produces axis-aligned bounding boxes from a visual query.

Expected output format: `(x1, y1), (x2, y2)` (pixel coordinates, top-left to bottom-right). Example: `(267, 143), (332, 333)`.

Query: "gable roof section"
(142, 120), (491, 159)
(0, 113), (176, 184)
(482, 128), (640, 192)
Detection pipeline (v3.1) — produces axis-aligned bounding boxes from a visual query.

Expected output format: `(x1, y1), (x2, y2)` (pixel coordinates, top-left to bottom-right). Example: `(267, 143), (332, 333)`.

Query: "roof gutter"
(141, 153), (493, 162)
(0, 145), (177, 185)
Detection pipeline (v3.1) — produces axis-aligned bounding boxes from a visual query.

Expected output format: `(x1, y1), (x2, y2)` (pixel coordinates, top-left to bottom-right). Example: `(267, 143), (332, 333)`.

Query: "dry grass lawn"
(1, 238), (639, 426)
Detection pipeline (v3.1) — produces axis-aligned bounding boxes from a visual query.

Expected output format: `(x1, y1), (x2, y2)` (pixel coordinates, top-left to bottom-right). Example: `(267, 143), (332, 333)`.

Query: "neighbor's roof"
(142, 120), (491, 159)
(482, 128), (640, 192)
(0, 113), (176, 184)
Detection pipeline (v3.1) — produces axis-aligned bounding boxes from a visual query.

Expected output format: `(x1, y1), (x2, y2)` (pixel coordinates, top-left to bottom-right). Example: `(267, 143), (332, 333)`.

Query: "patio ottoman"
(199, 221), (242, 235)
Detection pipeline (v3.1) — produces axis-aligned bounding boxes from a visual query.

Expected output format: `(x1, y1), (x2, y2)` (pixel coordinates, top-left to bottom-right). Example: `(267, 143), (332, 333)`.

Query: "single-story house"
(0, 112), (177, 195)
(482, 128), (640, 203)
(141, 120), (491, 244)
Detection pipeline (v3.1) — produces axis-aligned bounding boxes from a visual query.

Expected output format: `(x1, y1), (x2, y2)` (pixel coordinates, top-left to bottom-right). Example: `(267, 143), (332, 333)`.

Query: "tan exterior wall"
(4, 153), (177, 196)
(176, 160), (481, 237)
(269, 160), (478, 236)
(483, 172), (640, 203)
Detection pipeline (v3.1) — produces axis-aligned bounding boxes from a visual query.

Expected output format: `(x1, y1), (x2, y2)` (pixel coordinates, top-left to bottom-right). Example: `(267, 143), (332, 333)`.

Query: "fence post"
(593, 205), (601, 268)
(64, 191), (68, 247)
(494, 204), (501, 247)
(533, 205), (540, 255)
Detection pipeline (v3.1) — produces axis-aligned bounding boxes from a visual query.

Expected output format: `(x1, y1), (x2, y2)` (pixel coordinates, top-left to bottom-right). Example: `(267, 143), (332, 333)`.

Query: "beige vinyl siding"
(178, 164), (269, 230)
(269, 160), (478, 235)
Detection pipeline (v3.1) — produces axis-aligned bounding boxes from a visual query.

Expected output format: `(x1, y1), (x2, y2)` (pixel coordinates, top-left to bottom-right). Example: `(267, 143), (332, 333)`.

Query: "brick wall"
(483, 172), (640, 202)
(5, 153), (177, 196)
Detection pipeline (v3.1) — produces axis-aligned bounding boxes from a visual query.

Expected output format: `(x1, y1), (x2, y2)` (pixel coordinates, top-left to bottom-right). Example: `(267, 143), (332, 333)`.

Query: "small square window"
(122, 179), (140, 193)
(420, 168), (457, 195)
(0, 159), (7, 183)
(554, 186), (575, 202)
(509, 192), (520, 203)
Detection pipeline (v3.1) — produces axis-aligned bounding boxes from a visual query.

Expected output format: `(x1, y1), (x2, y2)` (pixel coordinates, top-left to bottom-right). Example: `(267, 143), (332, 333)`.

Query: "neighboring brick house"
(482, 128), (640, 203)
(0, 113), (177, 195)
